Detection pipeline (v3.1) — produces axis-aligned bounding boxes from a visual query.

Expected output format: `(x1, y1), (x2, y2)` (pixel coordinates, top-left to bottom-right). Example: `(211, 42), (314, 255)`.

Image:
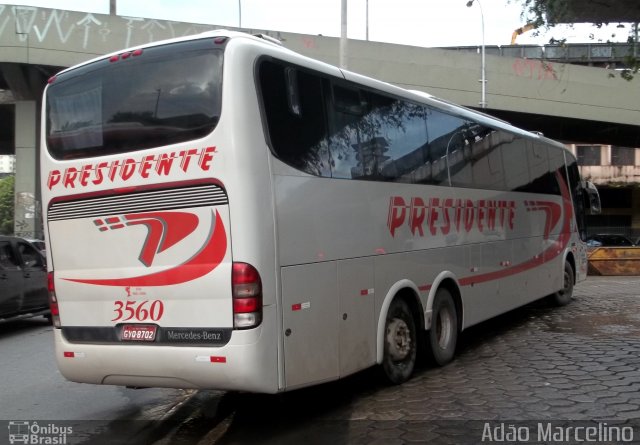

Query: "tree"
(0, 175), (15, 235)
(515, 0), (639, 80)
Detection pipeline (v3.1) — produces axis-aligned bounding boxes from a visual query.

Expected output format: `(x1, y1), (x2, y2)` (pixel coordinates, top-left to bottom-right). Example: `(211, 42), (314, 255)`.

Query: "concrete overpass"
(0, 4), (639, 237)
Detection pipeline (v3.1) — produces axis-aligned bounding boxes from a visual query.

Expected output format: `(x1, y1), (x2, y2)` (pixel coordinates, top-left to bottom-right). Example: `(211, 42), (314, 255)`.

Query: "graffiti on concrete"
(512, 59), (558, 81)
(0, 4), (293, 67)
(14, 190), (40, 238)
(0, 5), (10, 38)
(0, 5), (218, 50)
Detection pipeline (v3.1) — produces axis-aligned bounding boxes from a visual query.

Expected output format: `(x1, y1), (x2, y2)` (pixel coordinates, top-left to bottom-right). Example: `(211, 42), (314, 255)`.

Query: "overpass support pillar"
(14, 100), (41, 239)
(632, 188), (640, 234)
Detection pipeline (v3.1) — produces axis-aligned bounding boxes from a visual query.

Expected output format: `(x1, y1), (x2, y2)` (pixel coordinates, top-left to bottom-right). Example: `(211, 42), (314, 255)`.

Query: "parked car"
(585, 234), (636, 248)
(0, 235), (49, 323)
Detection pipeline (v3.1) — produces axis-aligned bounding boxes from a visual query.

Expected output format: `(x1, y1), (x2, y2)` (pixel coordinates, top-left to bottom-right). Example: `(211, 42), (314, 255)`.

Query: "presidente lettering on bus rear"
(388, 196), (516, 237)
(46, 146), (216, 190)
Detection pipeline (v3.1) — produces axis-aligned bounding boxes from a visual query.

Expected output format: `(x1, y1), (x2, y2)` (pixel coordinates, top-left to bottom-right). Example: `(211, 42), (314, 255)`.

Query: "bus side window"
(567, 160), (588, 239)
(425, 107), (467, 186)
(327, 84), (366, 179)
(285, 67), (302, 117)
(503, 137), (530, 192)
(259, 61), (330, 177)
(369, 97), (429, 183)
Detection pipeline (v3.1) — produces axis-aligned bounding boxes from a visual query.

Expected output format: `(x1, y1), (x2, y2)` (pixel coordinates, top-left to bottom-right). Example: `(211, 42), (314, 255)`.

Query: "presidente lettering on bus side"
(387, 196), (516, 237)
(46, 146), (217, 190)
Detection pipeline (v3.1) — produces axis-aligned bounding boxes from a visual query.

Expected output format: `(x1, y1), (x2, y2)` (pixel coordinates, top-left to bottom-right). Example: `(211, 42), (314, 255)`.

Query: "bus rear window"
(46, 39), (223, 159)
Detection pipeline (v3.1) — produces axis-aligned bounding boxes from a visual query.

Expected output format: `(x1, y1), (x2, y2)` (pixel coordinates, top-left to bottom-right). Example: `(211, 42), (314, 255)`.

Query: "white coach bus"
(41, 31), (600, 392)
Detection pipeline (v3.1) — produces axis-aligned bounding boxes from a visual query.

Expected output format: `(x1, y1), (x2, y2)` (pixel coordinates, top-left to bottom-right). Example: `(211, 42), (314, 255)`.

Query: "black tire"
(381, 298), (417, 385)
(551, 261), (574, 306)
(428, 287), (458, 366)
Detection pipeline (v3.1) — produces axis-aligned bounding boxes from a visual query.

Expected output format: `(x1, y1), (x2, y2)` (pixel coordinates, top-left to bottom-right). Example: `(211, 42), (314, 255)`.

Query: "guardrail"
(444, 43), (637, 67)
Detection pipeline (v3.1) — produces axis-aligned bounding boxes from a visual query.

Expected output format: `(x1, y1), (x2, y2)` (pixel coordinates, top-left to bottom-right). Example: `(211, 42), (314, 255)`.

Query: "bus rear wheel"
(381, 298), (417, 384)
(428, 287), (458, 366)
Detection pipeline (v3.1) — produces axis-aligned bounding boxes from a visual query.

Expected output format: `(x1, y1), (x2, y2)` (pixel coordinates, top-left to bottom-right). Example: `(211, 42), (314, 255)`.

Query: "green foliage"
(518, 0), (569, 28)
(514, 0), (639, 80)
(0, 175), (15, 235)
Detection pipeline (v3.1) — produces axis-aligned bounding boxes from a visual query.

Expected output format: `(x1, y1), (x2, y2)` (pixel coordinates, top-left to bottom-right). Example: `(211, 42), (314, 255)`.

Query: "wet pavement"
(211, 276), (640, 444)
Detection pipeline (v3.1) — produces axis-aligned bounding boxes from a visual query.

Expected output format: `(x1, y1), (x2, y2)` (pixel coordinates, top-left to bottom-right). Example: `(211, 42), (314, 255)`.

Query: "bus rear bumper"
(53, 315), (279, 393)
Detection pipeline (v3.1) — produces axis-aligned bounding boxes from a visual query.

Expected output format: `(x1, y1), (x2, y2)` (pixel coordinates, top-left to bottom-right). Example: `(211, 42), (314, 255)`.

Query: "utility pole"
(340, 0), (348, 69)
(466, 0), (486, 108)
(366, 0), (369, 41)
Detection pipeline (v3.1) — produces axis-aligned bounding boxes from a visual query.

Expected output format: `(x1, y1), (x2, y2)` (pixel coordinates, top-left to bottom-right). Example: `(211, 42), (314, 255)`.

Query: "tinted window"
(259, 61), (330, 176)
(567, 158), (587, 239)
(450, 126), (506, 190)
(329, 89), (430, 182)
(47, 39), (223, 159)
(327, 84), (366, 179)
(17, 242), (43, 268)
(367, 96), (427, 182)
(0, 242), (19, 269)
(257, 57), (571, 195)
(378, 100), (429, 183)
(502, 136), (530, 191)
(426, 107), (468, 185)
(503, 139), (561, 195)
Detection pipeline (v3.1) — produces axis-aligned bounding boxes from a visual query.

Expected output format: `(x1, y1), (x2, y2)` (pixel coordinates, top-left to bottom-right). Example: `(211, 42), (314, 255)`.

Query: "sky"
(10, 0), (636, 48)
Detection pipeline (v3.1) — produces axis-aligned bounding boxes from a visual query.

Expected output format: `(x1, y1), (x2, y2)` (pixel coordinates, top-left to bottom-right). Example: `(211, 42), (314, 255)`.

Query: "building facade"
(0, 154), (15, 175)
(567, 144), (640, 241)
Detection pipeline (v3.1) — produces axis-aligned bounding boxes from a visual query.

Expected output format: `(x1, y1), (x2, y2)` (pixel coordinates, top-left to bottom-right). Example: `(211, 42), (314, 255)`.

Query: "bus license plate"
(121, 325), (157, 342)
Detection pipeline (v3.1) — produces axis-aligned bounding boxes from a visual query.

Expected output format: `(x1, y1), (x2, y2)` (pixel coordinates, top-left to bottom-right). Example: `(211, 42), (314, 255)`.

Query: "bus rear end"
(41, 33), (279, 392)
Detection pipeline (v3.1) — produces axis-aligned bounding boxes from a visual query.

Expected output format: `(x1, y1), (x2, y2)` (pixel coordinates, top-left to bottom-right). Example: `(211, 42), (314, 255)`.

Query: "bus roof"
(50, 29), (568, 153)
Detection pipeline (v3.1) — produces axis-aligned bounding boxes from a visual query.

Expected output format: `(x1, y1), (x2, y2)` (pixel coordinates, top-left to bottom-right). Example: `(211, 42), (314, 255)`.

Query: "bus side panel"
(337, 257), (376, 377)
(281, 262), (339, 389)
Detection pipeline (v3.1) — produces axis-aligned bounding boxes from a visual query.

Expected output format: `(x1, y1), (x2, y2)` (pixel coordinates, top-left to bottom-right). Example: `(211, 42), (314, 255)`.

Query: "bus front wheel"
(428, 287), (458, 366)
(551, 261), (574, 306)
(381, 298), (417, 384)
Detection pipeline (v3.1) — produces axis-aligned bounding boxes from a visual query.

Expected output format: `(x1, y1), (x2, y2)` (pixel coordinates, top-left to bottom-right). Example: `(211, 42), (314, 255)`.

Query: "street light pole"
(466, 0), (486, 108)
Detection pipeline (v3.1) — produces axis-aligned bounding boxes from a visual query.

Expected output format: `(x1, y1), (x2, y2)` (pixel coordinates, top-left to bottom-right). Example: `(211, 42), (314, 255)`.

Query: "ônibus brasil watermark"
(7, 421), (72, 445)
(482, 421), (634, 443)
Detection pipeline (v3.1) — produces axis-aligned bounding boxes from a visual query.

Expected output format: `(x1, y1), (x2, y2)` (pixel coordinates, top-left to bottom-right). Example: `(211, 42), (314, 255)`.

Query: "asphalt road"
(0, 317), (226, 444)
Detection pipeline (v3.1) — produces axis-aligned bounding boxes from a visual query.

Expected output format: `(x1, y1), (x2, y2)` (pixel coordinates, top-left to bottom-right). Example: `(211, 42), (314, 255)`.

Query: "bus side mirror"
(581, 181), (601, 215)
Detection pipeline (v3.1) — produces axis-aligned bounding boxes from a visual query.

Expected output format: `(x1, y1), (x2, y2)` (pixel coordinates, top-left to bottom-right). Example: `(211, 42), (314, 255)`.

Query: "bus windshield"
(46, 39), (223, 160)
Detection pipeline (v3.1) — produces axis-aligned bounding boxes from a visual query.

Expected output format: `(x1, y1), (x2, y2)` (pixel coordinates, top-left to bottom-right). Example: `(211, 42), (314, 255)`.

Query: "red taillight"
(233, 297), (260, 313)
(232, 262), (262, 329)
(109, 49), (142, 63)
(48, 272), (61, 328)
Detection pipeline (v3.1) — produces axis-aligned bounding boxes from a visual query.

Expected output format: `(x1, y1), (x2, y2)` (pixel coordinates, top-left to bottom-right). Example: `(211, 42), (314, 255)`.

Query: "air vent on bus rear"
(47, 184), (228, 221)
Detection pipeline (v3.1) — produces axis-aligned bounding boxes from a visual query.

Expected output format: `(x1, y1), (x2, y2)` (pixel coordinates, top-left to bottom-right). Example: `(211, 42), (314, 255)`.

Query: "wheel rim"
(386, 317), (412, 361)
(559, 269), (571, 297)
(435, 306), (453, 350)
